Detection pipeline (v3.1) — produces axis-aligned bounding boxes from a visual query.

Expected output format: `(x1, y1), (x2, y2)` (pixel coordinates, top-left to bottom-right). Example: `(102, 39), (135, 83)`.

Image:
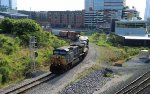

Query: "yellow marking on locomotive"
(50, 55), (67, 65)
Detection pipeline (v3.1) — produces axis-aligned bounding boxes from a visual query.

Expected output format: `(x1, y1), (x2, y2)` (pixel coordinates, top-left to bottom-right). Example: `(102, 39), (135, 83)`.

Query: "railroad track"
(3, 73), (58, 94)
(115, 70), (150, 94)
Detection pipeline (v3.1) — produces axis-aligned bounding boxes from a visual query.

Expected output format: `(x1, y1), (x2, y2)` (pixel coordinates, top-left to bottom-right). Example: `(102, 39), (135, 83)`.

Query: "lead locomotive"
(50, 36), (89, 74)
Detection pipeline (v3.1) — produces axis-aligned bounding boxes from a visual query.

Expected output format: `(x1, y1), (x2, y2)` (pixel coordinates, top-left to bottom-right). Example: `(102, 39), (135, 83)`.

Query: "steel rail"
(4, 73), (58, 94)
(115, 70), (150, 94)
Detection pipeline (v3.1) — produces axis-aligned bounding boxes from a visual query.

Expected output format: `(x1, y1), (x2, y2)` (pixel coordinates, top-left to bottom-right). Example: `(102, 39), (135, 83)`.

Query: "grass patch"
(89, 32), (149, 65)
(103, 72), (113, 78)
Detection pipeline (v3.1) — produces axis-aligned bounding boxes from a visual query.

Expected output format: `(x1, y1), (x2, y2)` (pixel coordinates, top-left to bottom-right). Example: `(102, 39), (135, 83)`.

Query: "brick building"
(18, 10), (84, 29)
(48, 11), (84, 28)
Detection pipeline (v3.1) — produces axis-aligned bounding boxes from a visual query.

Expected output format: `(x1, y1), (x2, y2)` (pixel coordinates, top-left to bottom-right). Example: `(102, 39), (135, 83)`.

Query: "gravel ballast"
(59, 69), (111, 94)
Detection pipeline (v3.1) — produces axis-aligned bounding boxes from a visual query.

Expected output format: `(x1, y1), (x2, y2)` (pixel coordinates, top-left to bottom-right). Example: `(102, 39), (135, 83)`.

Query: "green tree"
(13, 19), (42, 35)
(0, 18), (14, 34)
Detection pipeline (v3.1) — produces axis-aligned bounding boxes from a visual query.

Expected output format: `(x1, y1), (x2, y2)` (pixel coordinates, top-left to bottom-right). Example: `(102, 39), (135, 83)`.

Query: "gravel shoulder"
(98, 58), (150, 94)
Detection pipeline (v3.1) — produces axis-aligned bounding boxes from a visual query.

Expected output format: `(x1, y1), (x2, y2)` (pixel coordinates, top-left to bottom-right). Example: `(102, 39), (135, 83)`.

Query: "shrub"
(0, 67), (10, 83)
(107, 33), (124, 46)
(109, 49), (127, 62)
(0, 18), (14, 34)
(0, 34), (20, 55)
(13, 19), (42, 35)
(89, 32), (101, 43)
(0, 58), (9, 67)
(0, 18), (42, 35)
(0, 74), (2, 85)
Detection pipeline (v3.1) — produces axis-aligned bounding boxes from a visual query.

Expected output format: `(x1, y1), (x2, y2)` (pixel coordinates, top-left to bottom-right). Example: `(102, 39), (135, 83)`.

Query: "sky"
(17, 0), (146, 19)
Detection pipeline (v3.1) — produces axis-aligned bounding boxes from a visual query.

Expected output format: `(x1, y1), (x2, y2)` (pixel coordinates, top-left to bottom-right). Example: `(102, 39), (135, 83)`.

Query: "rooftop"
(124, 34), (150, 40)
(0, 12), (28, 17)
(116, 20), (146, 23)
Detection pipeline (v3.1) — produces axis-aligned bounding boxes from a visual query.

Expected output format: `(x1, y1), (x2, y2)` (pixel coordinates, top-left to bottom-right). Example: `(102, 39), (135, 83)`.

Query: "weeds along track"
(115, 70), (150, 94)
(3, 73), (58, 94)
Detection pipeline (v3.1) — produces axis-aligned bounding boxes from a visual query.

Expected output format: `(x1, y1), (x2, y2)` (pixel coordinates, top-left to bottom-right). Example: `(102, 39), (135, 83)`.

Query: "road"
(25, 43), (100, 94)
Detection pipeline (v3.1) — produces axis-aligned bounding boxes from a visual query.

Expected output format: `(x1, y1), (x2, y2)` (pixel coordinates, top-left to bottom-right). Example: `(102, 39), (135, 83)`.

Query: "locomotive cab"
(50, 47), (69, 73)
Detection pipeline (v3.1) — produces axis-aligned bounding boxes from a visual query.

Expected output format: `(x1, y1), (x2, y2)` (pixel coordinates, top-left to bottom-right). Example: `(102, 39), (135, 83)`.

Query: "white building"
(115, 20), (150, 46)
(115, 20), (147, 36)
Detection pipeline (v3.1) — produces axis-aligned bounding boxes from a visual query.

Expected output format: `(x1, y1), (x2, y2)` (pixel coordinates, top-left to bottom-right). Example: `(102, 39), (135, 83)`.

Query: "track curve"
(24, 43), (100, 94)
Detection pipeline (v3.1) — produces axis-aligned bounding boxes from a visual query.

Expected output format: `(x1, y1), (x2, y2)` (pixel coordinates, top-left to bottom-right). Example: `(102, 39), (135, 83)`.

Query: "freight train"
(50, 36), (89, 74)
(51, 29), (80, 41)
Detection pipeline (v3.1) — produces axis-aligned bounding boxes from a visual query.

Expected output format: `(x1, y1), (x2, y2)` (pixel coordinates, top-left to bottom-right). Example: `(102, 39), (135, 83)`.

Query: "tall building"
(145, 0), (150, 20)
(85, 0), (104, 11)
(84, 0), (125, 30)
(0, 0), (17, 11)
(9, 0), (17, 10)
(104, 0), (125, 10)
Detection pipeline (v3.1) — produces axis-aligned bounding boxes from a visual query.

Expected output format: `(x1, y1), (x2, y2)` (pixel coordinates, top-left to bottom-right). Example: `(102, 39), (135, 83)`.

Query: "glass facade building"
(145, 0), (150, 20)
(84, 0), (126, 30)
(104, 0), (125, 10)
(10, 0), (17, 10)
(0, 0), (17, 10)
(85, 0), (104, 11)
(0, 0), (9, 7)
(85, 0), (125, 11)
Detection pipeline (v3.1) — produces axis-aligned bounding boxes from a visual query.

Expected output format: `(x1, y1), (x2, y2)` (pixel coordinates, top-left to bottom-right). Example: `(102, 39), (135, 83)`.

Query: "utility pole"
(29, 36), (37, 71)
(30, 7), (31, 19)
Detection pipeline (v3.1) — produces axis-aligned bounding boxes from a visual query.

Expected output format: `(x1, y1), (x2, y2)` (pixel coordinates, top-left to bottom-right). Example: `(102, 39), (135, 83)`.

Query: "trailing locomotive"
(50, 36), (89, 74)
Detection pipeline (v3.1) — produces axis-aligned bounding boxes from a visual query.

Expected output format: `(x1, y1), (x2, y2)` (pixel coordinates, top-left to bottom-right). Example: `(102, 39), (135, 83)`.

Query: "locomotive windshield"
(53, 50), (67, 55)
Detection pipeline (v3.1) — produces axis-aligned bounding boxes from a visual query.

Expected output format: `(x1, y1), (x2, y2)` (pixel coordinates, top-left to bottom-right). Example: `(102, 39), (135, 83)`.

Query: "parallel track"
(115, 70), (150, 94)
(135, 83), (150, 94)
(4, 73), (58, 94)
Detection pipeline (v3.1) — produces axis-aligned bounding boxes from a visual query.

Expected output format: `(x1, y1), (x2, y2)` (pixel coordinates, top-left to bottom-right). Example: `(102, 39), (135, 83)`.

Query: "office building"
(145, 0), (150, 20)
(0, 0), (17, 11)
(85, 0), (104, 11)
(9, 0), (17, 10)
(84, 0), (125, 30)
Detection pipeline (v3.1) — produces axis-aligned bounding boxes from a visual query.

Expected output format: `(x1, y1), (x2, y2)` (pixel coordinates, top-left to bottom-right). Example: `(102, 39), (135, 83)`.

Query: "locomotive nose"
(50, 55), (66, 65)
(50, 55), (67, 74)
